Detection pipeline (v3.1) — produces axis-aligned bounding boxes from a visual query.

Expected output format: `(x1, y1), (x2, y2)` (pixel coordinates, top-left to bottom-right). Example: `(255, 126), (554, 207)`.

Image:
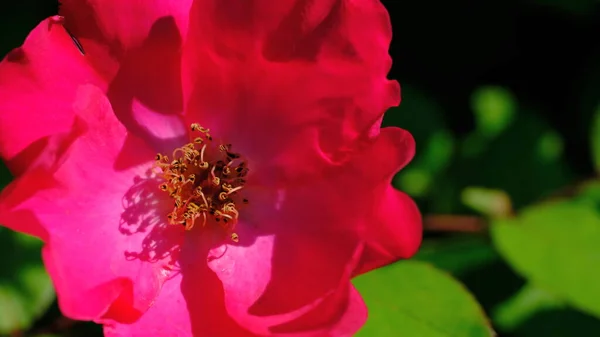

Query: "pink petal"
(353, 188), (422, 276)
(0, 85), (183, 322)
(103, 269), (256, 337)
(203, 212), (365, 335)
(182, 0), (400, 182)
(59, 0), (192, 146)
(0, 0), (192, 174)
(0, 0), (192, 173)
(198, 126), (418, 335)
(328, 286), (368, 337)
(60, 0), (192, 56)
(0, 17), (103, 174)
(267, 285), (367, 337)
(344, 127), (422, 275)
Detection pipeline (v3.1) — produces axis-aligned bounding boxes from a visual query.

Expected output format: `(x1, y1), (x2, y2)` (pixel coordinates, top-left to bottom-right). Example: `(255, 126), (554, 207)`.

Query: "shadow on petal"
(107, 16), (187, 154)
(248, 228), (360, 318)
(179, 230), (257, 336)
(262, 0), (342, 62)
(116, 167), (257, 334)
(118, 169), (184, 269)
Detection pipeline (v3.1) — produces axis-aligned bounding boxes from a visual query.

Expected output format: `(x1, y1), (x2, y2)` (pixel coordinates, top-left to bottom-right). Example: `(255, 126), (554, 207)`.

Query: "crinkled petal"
(0, 0), (191, 175)
(106, 207), (366, 337)
(200, 126), (418, 335)
(59, 0), (192, 57)
(0, 85), (183, 322)
(205, 222), (365, 336)
(203, 177), (371, 335)
(264, 284), (367, 337)
(59, 0), (191, 149)
(345, 127), (422, 275)
(353, 188), (422, 276)
(300, 126), (421, 275)
(0, 17), (103, 174)
(0, 0), (191, 174)
(326, 285), (367, 337)
(183, 0), (400, 182)
(103, 270), (256, 337)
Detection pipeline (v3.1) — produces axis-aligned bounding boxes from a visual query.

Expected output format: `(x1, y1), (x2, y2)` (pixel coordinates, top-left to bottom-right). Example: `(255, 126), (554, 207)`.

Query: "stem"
(423, 215), (487, 233)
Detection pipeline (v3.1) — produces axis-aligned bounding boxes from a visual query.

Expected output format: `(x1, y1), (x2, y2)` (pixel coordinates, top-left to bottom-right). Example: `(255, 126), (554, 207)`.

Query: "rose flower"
(0, 0), (421, 336)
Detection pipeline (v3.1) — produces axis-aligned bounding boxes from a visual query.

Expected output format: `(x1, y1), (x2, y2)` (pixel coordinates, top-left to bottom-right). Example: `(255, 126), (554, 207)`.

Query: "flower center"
(154, 123), (249, 242)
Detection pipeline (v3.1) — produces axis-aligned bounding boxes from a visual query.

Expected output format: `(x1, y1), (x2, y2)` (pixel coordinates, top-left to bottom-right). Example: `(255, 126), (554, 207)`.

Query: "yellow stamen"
(154, 123), (249, 243)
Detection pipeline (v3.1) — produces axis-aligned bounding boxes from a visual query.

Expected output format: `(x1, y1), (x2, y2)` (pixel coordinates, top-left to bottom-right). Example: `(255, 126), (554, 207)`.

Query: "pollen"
(154, 123), (249, 242)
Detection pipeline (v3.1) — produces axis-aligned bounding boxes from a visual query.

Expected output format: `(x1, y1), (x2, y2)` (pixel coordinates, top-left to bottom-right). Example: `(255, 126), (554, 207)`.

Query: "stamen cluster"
(154, 123), (249, 242)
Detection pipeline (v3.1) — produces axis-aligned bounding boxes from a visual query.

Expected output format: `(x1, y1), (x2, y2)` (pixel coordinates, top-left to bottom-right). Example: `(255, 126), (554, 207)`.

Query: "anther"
(226, 186), (243, 195)
(155, 122), (250, 241)
(187, 202), (200, 213)
(200, 144), (207, 162)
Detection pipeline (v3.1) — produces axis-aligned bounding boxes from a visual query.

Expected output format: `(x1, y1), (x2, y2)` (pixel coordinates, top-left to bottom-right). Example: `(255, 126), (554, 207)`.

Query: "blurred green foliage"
(471, 86), (517, 140)
(0, 166), (55, 335)
(0, 0), (599, 336)
(0, 228), (55, 334)
(492, 191), (600, 319)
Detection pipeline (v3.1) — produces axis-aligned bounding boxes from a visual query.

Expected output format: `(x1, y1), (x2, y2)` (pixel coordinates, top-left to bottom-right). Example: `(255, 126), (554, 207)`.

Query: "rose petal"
(267, 284), (367, 337)
(327, 285), (368, 337)
(0, 0), (192, 174)
(99, 15), (190, 151)
(59, 0), (192, 56)
(61, 0), (192, 148)
(0, 17), (103, 174)
(182, 0), (400, 182)
(103, 270), (256, 337)
(201, 209), (364, 335)
(0, 85), (183, 322)
(353, 188), (422, 276)
(195, 125), (417, 335)
(340, 126), (422, 275)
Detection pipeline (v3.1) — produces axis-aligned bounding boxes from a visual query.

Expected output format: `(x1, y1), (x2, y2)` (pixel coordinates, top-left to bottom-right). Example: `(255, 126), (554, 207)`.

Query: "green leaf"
(491, 282), (600, 336)
(0, 227), (55, 334)
(575, 181), (600, 207)
(492, 284), (564, 331)
(354, 261), (494, 337)
(491, 199), (600, 319)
